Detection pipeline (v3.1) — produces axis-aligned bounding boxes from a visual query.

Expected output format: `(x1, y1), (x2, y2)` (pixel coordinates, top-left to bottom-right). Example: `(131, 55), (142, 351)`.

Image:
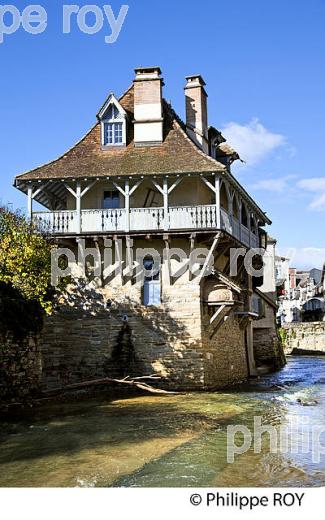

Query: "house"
(277, 264), (325, 324)
(14, 67), (285, 390)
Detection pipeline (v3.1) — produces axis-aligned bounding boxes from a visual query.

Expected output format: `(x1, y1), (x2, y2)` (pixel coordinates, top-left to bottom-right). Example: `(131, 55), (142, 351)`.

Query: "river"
(0, 356), (324, 487)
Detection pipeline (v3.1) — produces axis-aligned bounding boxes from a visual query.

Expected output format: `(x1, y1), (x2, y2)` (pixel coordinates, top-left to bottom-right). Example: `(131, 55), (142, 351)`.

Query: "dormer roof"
(97, 92), (128, 120)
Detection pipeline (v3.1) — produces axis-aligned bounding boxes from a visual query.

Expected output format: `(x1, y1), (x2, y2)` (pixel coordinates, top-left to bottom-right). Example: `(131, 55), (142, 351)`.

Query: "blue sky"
(0, 0), (324, 268)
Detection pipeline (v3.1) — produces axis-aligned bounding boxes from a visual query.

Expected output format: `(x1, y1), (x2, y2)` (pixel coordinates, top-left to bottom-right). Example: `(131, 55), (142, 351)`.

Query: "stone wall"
(38, 272), (283, 392)
(38, 269), (252, 392)
(40, 305), (250, 392)
(0, 333), (42, 402)
(253, 328), (285, 368)
(253, 303), (286, 369)
(40, 305), (206, 392)
(40, 272), (208, 392)
(283, 322), (325, 355)
(201, 312), (248, 387)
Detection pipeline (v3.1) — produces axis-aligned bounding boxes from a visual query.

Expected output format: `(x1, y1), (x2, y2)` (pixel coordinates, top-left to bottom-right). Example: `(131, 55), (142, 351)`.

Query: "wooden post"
(114, 236), (123, 285)
(126, 235), (133, 277)
(215, 175), (221, 228)
(189, 233), (196, 281)
(163, 234), (171, 286)
(163, 177), (169, 230)
(197, 232), (221, 283)
(229, 195), (234, 233)
(76, 181), (81, 234)
(246, 273), (258, 376)
(27, 185), (33, 220)
(125, 179), (130, 232)
(238, 199), (242, 241)
(247, 207), (251, 247)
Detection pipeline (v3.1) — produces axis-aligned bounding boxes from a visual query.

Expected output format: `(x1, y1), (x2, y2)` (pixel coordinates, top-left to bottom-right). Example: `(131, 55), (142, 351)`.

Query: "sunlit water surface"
(0, 356), (324, 487)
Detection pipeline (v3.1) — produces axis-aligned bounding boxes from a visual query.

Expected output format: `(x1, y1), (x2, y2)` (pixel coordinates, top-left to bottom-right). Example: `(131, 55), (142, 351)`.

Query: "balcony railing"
(33, 205), (260, 246)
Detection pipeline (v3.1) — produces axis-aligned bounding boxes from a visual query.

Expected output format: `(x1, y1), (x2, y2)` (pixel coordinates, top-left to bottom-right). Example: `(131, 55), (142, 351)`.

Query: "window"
(103, 122), (123, 145)
(100, 98), (126, 147)
(143, 256), (161, 306)
(103, 190), (120, 209)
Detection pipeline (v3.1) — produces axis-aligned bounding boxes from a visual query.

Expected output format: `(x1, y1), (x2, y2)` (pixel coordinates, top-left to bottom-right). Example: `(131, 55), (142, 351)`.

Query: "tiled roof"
(15, 86), (225, 182)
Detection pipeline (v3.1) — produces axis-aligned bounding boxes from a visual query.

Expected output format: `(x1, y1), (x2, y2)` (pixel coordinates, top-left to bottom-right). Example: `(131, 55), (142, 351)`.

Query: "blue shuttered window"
(143, 256), (161, 306)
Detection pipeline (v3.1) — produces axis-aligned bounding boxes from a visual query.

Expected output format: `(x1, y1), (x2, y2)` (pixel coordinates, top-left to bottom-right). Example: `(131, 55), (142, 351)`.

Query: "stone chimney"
(184, 75), (209, 154)
(133, 67), (164, 147)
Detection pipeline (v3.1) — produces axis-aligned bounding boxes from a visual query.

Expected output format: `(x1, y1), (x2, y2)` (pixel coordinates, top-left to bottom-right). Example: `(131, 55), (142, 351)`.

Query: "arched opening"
(250, 214), (257, 234)
(220, 183), (229, 212)
(241, 204), (248, 227)
(233, 196), (239, 220)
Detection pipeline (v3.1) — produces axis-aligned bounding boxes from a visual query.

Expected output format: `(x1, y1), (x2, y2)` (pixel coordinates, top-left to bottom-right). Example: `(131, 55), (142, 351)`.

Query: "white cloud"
(278, 247), (325, 270)
(297, 177), (325, 211)
(252, 175), (296, 193)
(221, 118), (286, 166)
(253, 178), (286, 193)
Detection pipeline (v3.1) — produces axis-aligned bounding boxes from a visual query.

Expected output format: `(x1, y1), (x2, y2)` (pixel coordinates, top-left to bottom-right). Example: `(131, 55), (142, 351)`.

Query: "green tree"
(0, 208), (54, 314)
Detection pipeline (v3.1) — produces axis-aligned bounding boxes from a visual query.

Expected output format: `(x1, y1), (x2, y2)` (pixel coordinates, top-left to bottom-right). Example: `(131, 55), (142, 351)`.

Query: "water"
(0, 356), (324, 487)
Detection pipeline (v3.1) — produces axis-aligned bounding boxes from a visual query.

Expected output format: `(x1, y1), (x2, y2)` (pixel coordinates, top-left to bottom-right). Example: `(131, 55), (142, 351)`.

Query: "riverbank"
(283, 322), (325, 355)
(0, 356), (324, 487)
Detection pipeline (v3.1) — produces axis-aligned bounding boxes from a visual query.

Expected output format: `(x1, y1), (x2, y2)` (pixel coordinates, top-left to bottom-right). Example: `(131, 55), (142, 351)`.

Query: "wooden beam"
(129, 179), (143, 196)
(151, 179), (164, 195)
(27, 186), (33, 219)
(189, 233), (196, 281)
(125, 235), (133, 277)
(216, 271), (242, 294)
(125, 179), (130, 232)
(114, 236), (123, 282)
(197, 232), (221, 283)
(112, 182), (126, 197)
(213, 243), (230, 263)
(163, 177), (169, 231)
(32, 181), (51, 200)
(63, 183), (77, 198)
(210, 304), (227, 325)
(209, 304), (233, 339)
(201, 176), (216, 193)
(81, 179), (97, 198)
(164, 234), (171, 285)
(75, 182), (82, 234)
(215, 175), (221, 228)
(168, 177), (183, 194)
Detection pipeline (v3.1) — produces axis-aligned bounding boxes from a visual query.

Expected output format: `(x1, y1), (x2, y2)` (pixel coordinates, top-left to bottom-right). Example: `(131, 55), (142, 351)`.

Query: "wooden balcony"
(33, 205), (260, 247)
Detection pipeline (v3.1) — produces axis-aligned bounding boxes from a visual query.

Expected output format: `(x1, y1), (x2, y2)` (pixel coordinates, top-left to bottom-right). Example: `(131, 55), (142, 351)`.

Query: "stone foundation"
(38, 271), (250, 391)
(253, 328), (285, 369)
(40, 304), (206, 391)
(253, 300), (286, 369)
(283, 322), (325, 355)
(201, 312), (248, 387)
(0, 333), (41, 402)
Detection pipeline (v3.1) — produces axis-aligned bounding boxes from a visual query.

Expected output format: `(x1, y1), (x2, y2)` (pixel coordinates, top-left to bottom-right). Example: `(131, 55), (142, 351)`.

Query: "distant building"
(277, 263), (325, 324)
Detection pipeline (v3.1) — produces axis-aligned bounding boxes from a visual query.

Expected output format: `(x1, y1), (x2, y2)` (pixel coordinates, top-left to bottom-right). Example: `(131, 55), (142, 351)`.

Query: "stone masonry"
(0, 333), (42, 402)
(283, 322), (325, 355)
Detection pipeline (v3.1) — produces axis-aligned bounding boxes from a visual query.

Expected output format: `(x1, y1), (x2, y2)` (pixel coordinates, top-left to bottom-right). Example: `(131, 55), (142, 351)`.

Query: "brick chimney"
(133, 67), (164, 147)
(184, 75), (209, 154)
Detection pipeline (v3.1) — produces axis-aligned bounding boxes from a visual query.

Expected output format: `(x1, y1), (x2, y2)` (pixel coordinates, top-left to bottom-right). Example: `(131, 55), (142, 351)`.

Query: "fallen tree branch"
(44, 375), (181, 396)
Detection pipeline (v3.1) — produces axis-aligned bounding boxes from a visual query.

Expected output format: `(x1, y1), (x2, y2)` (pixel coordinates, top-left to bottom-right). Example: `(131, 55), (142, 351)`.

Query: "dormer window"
(103, 121), (123, 145)
(97, 94), (127, 147)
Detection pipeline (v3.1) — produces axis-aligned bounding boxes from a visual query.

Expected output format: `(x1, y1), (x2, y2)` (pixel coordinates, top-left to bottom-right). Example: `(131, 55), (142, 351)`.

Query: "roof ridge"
(119, 83), (134, 103)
